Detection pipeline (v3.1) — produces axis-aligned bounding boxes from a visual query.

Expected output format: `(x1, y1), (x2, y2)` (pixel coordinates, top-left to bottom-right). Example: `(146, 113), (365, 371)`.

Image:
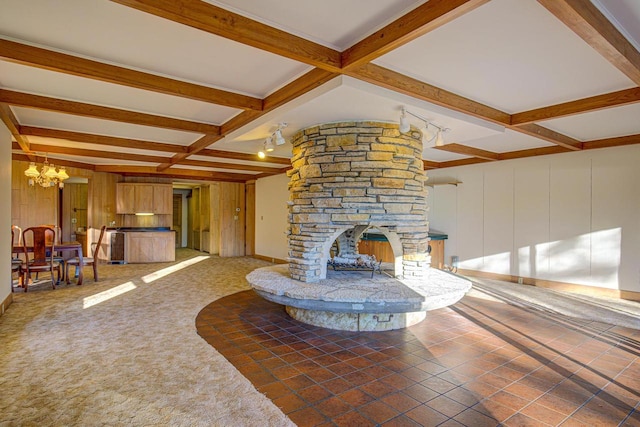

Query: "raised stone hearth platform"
(247, 265), (472, 331)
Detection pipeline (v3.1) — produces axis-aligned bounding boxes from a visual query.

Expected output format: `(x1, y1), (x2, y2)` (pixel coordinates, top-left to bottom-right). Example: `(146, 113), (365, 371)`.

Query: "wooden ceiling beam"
(0, 39), (261, 111)
(0, 89), (220, 135)
(497, 145), (572, 160)
(20, 126), (189, 154)
(511, 87), (640, 125)
(512, 123), (583, 150)
(157, 134), (223, 171)
(177, 158), (285, 173)
(349, 63), (511, 126)
(423, 160), (440, 169)
(223, 68), (338, 135)
(95, 165), (255, 182)
(439, 158), (492, 168)
(16, 142), (168, 164)
(172, 68), (336, 168)
(12, 152), (96, 171)
(197, 148), (290, 165)
(17, 142), (279, 175)
(21, 125), (291, 165)
(434, 143), (500, 160)
(110, 0), (342, 72)
(342, 0), (489, 69)
(583, 133), (640, 150)
(0, 102), (33, 159)
(538, 0), (640, 85)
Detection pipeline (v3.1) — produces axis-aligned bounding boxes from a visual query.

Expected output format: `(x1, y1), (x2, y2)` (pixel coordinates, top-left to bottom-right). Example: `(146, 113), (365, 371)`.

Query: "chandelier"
(24, 155), (70, 188)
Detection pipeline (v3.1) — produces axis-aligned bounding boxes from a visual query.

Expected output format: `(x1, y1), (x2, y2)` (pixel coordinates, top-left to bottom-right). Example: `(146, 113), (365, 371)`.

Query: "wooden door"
(245, 181), (255, 256)
(173, 194), (182, 248)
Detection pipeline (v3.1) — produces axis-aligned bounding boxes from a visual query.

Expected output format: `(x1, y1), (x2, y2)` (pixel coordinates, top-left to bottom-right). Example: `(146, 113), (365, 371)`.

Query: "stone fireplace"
(246, 121), (471, 332)
(287, 121), (430, 282)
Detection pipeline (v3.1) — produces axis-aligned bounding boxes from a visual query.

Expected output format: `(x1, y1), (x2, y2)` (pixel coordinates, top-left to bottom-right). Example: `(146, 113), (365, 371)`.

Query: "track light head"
(264, 136), (275, 152)
(435, 129), (445, 147)
(399, 107), (410, 133)
(274, 129), (285, 146)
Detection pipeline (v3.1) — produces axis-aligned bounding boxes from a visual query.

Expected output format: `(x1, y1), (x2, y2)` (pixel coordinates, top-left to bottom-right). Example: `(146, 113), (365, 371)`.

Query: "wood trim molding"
(457, 268), (640, 302)
(0, 292), (13, 317)
(253, 254), (288, 264)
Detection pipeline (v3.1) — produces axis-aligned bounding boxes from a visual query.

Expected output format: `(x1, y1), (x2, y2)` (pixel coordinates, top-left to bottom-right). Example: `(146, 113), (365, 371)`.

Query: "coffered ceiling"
(2, 0), (639, 183)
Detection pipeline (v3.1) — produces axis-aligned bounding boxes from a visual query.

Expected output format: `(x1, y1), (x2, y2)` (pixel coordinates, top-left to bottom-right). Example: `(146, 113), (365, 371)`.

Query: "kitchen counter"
(107, 227), (173, 232)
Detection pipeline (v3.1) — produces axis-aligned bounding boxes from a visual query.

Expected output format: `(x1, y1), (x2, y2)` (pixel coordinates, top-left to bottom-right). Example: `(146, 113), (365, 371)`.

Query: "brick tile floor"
(196, 291), (640, 426)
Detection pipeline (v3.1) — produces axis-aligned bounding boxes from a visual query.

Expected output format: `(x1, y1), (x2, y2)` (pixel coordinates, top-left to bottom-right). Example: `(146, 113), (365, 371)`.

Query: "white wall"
(1, 122), (12, 308)
(255, 173), (289, 260)
(427, 145), (640, 293)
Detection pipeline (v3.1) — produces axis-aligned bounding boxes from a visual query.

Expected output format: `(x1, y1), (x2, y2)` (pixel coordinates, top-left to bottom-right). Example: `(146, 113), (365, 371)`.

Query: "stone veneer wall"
(287, 121), (430, 282)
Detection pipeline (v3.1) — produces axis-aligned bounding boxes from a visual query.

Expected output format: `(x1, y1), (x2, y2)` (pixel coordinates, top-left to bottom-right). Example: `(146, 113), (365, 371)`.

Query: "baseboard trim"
(253, 254), (288, 264)
(1, 292), (13, 316)
(457, 269), (640, 302)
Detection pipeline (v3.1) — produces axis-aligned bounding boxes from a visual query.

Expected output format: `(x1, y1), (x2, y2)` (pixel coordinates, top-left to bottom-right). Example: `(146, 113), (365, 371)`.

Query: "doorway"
(173, 194), (182, 248)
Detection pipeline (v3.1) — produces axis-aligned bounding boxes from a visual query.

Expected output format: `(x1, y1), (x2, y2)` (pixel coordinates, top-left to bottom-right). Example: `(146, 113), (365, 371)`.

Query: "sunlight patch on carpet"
(142, 255), (210, 283)
(83, 281), (137, 309)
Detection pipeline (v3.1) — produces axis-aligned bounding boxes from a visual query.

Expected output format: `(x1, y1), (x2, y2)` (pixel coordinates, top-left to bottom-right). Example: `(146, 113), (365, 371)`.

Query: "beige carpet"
(1, 249), (294, 427)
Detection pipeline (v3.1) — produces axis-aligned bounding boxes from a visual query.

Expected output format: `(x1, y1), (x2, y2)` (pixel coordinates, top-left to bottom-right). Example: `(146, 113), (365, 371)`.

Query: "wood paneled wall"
(12, 160), (121, 253)
(219, 182), (245, 257)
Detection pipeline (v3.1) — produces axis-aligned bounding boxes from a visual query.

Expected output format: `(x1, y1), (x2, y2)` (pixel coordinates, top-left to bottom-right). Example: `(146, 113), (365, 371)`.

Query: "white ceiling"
(1, 0), (640, 182)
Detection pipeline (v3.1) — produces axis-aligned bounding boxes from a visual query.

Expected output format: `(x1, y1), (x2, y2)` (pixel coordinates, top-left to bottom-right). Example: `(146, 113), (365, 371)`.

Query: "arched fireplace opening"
(326, 225), (404, 277)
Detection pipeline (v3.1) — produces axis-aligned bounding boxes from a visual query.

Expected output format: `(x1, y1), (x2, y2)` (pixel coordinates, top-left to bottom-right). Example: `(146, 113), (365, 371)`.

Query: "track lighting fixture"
(398, 106), (450, 146)
(256, 123), (288, 158)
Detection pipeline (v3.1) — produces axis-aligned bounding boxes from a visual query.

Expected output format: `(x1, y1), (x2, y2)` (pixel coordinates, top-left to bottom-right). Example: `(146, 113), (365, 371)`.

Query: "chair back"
(92, 225), (107, 259)
(40, 224), (62, 244)
(11, 225), (22, 246)
(11, 225), (22, 260)
(23, 226), (56, 266)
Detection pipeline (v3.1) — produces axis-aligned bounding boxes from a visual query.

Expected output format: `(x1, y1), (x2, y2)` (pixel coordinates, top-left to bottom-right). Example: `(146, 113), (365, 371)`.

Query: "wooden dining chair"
(66, 225), (106, 284)
(22, 226), (61, 292)
(11, 226), (24, 292)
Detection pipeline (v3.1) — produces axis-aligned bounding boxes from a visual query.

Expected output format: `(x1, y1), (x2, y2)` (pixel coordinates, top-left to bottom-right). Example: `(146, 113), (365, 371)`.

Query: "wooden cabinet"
(135, 185), (154, 213)
(125, 231), (175, 263)
(116, 183), (172, 214)
(153, 185), (172, 214)
(116, 183), (135, 214)
(429, 239), (445, 269)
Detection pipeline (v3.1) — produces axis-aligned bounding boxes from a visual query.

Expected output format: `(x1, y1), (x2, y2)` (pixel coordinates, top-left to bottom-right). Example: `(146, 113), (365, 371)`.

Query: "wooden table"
(14, 242), (85, 286)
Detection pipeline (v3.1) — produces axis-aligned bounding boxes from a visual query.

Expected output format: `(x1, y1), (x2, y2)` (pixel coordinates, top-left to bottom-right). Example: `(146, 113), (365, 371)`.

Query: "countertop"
(106, 227), (174, 232)
(361, 231), (448, 241)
